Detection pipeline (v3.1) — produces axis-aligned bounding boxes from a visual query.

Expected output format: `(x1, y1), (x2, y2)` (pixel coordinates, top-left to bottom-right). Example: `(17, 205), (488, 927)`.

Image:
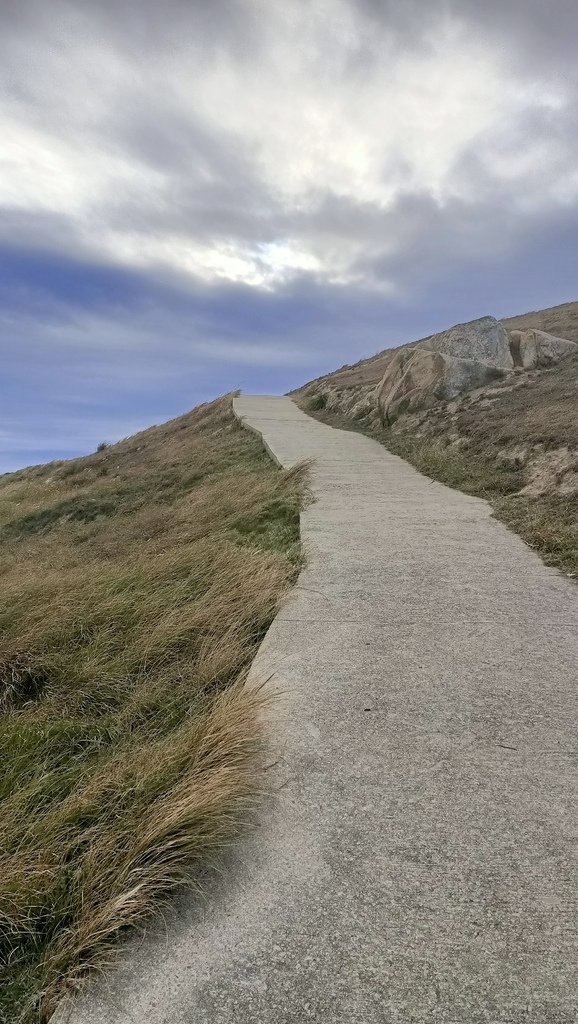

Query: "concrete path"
(56, 395), (578, 1024)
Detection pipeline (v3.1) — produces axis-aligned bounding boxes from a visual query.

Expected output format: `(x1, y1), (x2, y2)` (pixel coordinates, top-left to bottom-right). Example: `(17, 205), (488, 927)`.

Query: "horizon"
(3, 0), (578, 471)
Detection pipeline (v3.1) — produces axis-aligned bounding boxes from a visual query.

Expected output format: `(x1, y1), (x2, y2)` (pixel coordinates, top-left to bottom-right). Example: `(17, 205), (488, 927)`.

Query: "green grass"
(379, 433), (577, 576)
(0, 395), (305, 1023)
(376, 431), (524, 497)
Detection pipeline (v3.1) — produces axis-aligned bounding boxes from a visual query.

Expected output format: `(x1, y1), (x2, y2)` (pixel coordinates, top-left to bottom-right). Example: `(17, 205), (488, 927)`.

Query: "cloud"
(2, 0), (577, 292)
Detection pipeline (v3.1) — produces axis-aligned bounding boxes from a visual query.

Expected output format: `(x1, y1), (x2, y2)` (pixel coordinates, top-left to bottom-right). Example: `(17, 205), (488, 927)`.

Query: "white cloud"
(107, 233), (320, 289)
(1, 0), (576, 292)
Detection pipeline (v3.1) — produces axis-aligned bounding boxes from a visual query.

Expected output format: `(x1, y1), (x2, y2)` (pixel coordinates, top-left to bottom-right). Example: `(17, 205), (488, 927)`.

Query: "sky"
(1, 0), (577, 470)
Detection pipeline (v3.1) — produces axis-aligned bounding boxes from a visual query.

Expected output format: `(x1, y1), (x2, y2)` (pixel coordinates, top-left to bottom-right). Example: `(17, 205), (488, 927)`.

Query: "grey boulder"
(376, 316), (510, 422)
(509, 328), (577, 369)
(421, 315), (513, 368)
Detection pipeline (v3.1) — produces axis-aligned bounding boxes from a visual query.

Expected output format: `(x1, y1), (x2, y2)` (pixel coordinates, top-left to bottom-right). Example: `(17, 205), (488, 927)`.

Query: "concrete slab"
(54, 395), (578, 1024)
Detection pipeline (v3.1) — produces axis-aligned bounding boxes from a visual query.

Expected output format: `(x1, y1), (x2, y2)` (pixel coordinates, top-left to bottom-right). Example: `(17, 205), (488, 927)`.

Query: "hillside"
(295, 302), (578, 576)
(503, 300), (578, 344)
(0, 396), (304, 1024)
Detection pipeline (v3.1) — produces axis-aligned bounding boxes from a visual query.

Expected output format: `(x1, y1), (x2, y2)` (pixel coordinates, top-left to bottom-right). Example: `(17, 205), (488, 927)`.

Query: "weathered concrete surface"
(55, 395), (578, 1024)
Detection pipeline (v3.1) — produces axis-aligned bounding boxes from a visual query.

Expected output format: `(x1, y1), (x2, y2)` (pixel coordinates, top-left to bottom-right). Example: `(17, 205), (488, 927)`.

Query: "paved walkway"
(57, 396), (578, 1023)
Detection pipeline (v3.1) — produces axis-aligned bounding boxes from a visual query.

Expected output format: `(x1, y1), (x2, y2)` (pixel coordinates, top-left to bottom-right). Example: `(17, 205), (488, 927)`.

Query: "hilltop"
(295, 301), (578, 575)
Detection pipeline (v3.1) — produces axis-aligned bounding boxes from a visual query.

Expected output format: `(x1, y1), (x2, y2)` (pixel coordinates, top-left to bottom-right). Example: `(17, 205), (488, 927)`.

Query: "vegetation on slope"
(0, 395), (304, 1024)
(503, 300), (578, 345)
(298, 353), (578, 576)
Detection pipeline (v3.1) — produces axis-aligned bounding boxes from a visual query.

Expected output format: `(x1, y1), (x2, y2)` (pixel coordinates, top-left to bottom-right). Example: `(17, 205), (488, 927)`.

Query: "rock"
(376, 349), (443, 421)
(376, 316), (510, 422)
(349, 394), (374, 420)
(421, 315), (513, 368)
(374, 348), (415, 415)
(509, 329), (577, 369)
(377, 349), (505, 422)
(438, 356), (506, 399)
(304, 317), (577, 430)
(496, 446), (528, 470)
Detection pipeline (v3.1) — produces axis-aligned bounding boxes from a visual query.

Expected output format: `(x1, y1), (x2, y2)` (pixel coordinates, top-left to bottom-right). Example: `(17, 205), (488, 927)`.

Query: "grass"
(0, 395), (305, 1023)
(380, 434), (578, 575)
(297, 354), (578, 576)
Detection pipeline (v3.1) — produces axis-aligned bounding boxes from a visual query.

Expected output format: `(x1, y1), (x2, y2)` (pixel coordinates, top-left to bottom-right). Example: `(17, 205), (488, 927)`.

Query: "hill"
(0, 395), (303, 1023)
(295, 302), (578, 576)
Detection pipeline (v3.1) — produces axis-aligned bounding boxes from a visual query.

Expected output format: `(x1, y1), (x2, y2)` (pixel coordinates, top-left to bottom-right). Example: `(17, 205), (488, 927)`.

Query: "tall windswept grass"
(0, 395), (304, 1023)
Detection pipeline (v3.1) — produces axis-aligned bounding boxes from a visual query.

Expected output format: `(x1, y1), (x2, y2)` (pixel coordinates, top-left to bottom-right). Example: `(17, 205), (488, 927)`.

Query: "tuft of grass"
(305, 391), (327, 412)
(374, 432), (525, 499)
(0, 395), (305, 1023)
(494, 493), (578, 576)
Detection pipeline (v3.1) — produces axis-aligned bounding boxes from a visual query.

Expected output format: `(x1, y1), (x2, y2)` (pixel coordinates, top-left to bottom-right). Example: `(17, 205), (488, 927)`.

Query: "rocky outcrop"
(421, 315), (513, 367)
(509, 328), (578, 369)
(376, 316), (510, 423)
(298, 311), (578, 430)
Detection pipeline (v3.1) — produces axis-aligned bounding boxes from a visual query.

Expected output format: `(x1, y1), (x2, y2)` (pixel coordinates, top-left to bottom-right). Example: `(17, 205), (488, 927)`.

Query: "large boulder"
(421, 315), (513, 368)
(376, 316), (510, 422)
(377, 348), (504, 422)
(376, 348), (438, 422)
(509, 328), (577, 369)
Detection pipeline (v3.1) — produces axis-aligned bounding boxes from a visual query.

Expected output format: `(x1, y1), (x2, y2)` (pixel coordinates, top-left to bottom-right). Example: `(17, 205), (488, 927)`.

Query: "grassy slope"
(297, 352), (578, 577)
(0, 396), (304, 1023)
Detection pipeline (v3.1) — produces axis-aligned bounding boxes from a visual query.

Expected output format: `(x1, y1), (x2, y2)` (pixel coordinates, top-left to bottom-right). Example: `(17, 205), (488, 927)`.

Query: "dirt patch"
(519, 448), (578, 497)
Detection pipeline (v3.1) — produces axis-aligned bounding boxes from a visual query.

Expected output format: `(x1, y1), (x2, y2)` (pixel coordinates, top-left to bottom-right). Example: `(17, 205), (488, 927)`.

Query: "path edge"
(233, 394), (283, 468)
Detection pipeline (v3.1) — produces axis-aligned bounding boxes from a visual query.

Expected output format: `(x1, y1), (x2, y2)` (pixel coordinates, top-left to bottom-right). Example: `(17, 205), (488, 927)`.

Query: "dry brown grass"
(0, 395), (304, 1023)
(453, 356), (578, 452)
